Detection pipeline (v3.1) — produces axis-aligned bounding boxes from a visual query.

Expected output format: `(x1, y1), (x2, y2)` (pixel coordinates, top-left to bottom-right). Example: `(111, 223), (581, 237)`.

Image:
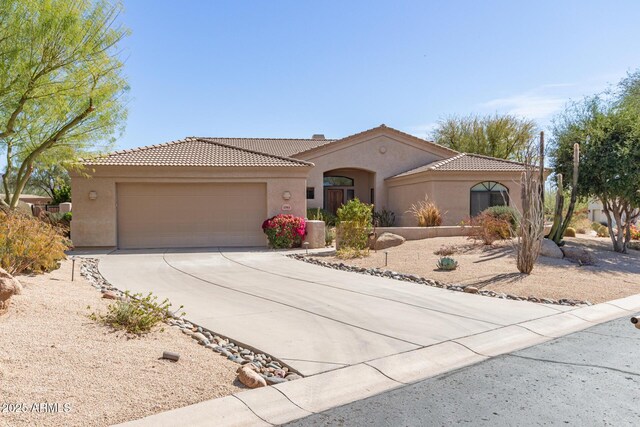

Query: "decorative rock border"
(80, 258), (302, 385)
(289, 254), (591, 307)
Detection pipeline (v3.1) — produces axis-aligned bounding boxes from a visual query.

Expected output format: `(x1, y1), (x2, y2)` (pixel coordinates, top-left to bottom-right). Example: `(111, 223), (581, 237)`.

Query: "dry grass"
(313, 235), (640, 304)
(407, 196), (443, 227)
(0, 260), (242, 427)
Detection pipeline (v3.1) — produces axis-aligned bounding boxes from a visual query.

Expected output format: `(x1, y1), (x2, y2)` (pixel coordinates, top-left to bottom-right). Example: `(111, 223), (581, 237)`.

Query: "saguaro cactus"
(547, 143), (580, 245)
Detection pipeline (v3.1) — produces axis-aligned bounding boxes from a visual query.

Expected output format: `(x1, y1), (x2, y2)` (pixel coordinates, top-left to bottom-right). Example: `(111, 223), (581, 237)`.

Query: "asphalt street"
(285, 317), (640, 426)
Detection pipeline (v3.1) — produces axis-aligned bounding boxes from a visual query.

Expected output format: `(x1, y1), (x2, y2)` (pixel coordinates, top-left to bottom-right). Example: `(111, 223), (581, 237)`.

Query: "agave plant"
(436, 256), (458, 271)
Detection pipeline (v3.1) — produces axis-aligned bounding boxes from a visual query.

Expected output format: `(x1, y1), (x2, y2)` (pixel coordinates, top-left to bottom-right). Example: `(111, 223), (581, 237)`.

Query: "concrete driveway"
(98, 248), (574, 376)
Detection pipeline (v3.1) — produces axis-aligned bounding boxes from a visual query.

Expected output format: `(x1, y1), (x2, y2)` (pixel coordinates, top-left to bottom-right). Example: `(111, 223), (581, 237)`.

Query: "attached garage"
(70, 137), (312, 249)
(116, 183), (267, 249)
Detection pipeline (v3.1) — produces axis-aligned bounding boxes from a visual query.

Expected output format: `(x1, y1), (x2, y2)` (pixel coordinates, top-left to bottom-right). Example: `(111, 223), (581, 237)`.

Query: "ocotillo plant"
(547, 142), (580, 245)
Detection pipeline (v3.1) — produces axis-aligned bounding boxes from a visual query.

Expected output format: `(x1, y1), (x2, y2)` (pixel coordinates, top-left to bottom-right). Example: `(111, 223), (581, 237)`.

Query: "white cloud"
(481, 93), (567, 121)
(479, 73), (626, 124)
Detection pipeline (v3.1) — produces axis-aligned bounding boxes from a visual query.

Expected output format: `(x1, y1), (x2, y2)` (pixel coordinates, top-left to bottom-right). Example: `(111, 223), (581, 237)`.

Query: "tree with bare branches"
(0, 0), (129, 209)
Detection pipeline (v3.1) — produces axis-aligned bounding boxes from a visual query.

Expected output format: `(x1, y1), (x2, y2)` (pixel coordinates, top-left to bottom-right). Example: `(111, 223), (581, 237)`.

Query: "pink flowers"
(262, 214), (306, 248)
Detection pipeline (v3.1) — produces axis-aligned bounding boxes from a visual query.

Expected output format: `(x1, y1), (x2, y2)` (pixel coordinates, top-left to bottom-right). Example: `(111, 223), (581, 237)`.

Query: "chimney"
(312, 134), (325, 140)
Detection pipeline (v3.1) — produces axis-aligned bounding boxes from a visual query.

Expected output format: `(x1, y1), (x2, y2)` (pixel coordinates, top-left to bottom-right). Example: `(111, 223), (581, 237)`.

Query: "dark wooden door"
(327, 189), (344, 214)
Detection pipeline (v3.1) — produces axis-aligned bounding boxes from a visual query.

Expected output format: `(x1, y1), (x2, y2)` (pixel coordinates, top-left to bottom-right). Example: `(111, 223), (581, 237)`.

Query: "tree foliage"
(551, 71), (640, 253)
(0, 0), (129, 209)
(431, 114), (537, 161)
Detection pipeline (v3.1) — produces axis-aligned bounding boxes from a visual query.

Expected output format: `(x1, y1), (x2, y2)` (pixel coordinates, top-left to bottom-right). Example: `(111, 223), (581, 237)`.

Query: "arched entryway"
(323, 168), (375, 214)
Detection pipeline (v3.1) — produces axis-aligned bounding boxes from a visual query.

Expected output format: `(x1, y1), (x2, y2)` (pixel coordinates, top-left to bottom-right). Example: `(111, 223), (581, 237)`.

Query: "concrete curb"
(113, 294), (640, 427)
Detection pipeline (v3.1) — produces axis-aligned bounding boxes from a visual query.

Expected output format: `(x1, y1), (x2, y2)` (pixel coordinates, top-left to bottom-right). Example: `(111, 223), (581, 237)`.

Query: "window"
(306, 187), (315, 199)
(470, 181), (509, 217)
(323, 176), (354, 187)
(346, 189), (355, 201)
(370, 188), (375, 204)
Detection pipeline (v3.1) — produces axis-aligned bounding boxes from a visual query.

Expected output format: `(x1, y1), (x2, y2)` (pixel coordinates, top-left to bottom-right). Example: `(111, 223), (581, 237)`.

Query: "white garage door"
(117, 183), (267, 249)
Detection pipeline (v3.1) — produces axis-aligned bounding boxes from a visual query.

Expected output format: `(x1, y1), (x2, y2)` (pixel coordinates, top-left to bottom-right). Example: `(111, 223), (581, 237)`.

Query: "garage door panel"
(117, 183), (266, 249)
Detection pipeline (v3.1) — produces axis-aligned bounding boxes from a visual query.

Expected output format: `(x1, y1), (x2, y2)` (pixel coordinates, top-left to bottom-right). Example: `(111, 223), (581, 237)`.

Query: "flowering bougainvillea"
(262, 214), (306, 249)
(631, 224), (640, 241)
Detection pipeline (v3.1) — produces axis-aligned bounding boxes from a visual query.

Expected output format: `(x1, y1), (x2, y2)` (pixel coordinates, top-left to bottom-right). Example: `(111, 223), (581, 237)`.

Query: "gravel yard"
(313, 235), (640, 304)
(0, 259), (242, 427)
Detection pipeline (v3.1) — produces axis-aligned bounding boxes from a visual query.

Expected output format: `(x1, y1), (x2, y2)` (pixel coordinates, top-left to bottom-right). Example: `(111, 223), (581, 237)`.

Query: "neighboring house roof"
(290, 124), (459, 158)
(390, 153), (529, 178)
(195, 137), (336, 157)
(83, 138), (314, 167)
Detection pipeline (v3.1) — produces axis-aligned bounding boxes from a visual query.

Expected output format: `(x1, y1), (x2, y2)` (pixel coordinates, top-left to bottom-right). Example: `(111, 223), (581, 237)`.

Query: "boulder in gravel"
(373, 232), (406, 251)
(539, 239), (563, 259)
(561, 246), (596, 265)
(0, 267), (22, 315)
(237, 365), (267, 388)
(463, 286), (479, 294)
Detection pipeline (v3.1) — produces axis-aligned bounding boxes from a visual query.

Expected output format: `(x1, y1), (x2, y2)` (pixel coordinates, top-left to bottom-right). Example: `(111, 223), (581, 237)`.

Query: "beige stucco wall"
(387, 171), (525, 226)
(70, 165), (310, 248)
(299, 131), (454, 211)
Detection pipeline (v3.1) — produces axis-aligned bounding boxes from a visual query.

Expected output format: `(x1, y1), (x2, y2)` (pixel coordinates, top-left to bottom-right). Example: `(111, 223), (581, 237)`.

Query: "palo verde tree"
(0, 0), (128, 209)
(431, 114), (537, 161)
(552, 71), (640, 253)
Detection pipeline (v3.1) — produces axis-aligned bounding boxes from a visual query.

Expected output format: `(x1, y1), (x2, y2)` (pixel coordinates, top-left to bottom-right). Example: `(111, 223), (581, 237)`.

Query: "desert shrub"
(564, 227), (577, 237)
(571, 218), (591, 234)
(336, 198), (373, 253)
(262, 214), (306, 249)
(306, 208), (337, 226)
(408, 196), (443, 227)
(630, 224), (640, 240)
(591, 221), (602, 232)
(325, 227), (335, 246)
(336, 247), (367, 259)
(596, 224), (610, 237)
(468, 212), (512, 245)
(434, 245), (457, 256)
(0, 211), (69, 275)
(91, 291), (184, 335)
(483, 205), (520, 233)
(373, 209), (396, 227)
(436, 256), (458, 271)
(63, 212), (73, 222)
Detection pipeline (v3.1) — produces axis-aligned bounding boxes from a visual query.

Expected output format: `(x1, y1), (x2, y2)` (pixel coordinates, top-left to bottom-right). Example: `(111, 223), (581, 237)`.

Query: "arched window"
(323, 176), (354, 187)
(470, 181), (509, 217)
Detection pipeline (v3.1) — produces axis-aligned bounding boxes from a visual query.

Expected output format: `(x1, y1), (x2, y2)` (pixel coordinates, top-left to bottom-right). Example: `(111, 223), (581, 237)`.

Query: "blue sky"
(116, 0), (640, 149)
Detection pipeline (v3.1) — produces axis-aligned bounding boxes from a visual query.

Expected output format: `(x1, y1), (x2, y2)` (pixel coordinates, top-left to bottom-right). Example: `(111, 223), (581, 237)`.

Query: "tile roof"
(83, 138), (314, 167)
(390, 153), (528, 178)
(196, 137), (336, 157)
(290, 124), (459, 158)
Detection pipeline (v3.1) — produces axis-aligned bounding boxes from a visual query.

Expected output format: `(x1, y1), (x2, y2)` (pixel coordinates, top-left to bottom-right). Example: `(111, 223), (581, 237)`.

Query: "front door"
(327, 189), (344, 214)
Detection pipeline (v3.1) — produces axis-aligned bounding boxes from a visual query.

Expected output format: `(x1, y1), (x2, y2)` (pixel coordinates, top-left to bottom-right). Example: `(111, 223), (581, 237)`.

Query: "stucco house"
(71, 124), (529, 249)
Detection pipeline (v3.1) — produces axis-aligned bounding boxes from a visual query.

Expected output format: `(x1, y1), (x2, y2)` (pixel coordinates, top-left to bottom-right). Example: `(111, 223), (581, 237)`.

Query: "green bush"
(91, 291), (184, 335)
(0, 211), (70, 275)
(52, 184), (71, 204)
(373, 209), (396, 227)
(306, 208), (337, 226)
(62, 212), (73, 222)
(564, 227), (576, 237)
(337, 198), (373, 251)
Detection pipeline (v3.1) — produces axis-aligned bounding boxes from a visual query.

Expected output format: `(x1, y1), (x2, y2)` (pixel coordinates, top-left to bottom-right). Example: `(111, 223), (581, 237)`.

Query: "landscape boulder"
(373, 232), (406, 251)
(539, 238), (563, 259)
(561, 246), (596, 265)
(0, 267), (22, 315)
(237, 365), (267, 388)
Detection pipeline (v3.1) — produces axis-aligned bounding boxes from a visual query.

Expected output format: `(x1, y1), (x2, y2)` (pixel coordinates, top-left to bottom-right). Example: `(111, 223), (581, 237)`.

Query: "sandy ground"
(316, 235), (640, 304)
(0, 259), (242, 427)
